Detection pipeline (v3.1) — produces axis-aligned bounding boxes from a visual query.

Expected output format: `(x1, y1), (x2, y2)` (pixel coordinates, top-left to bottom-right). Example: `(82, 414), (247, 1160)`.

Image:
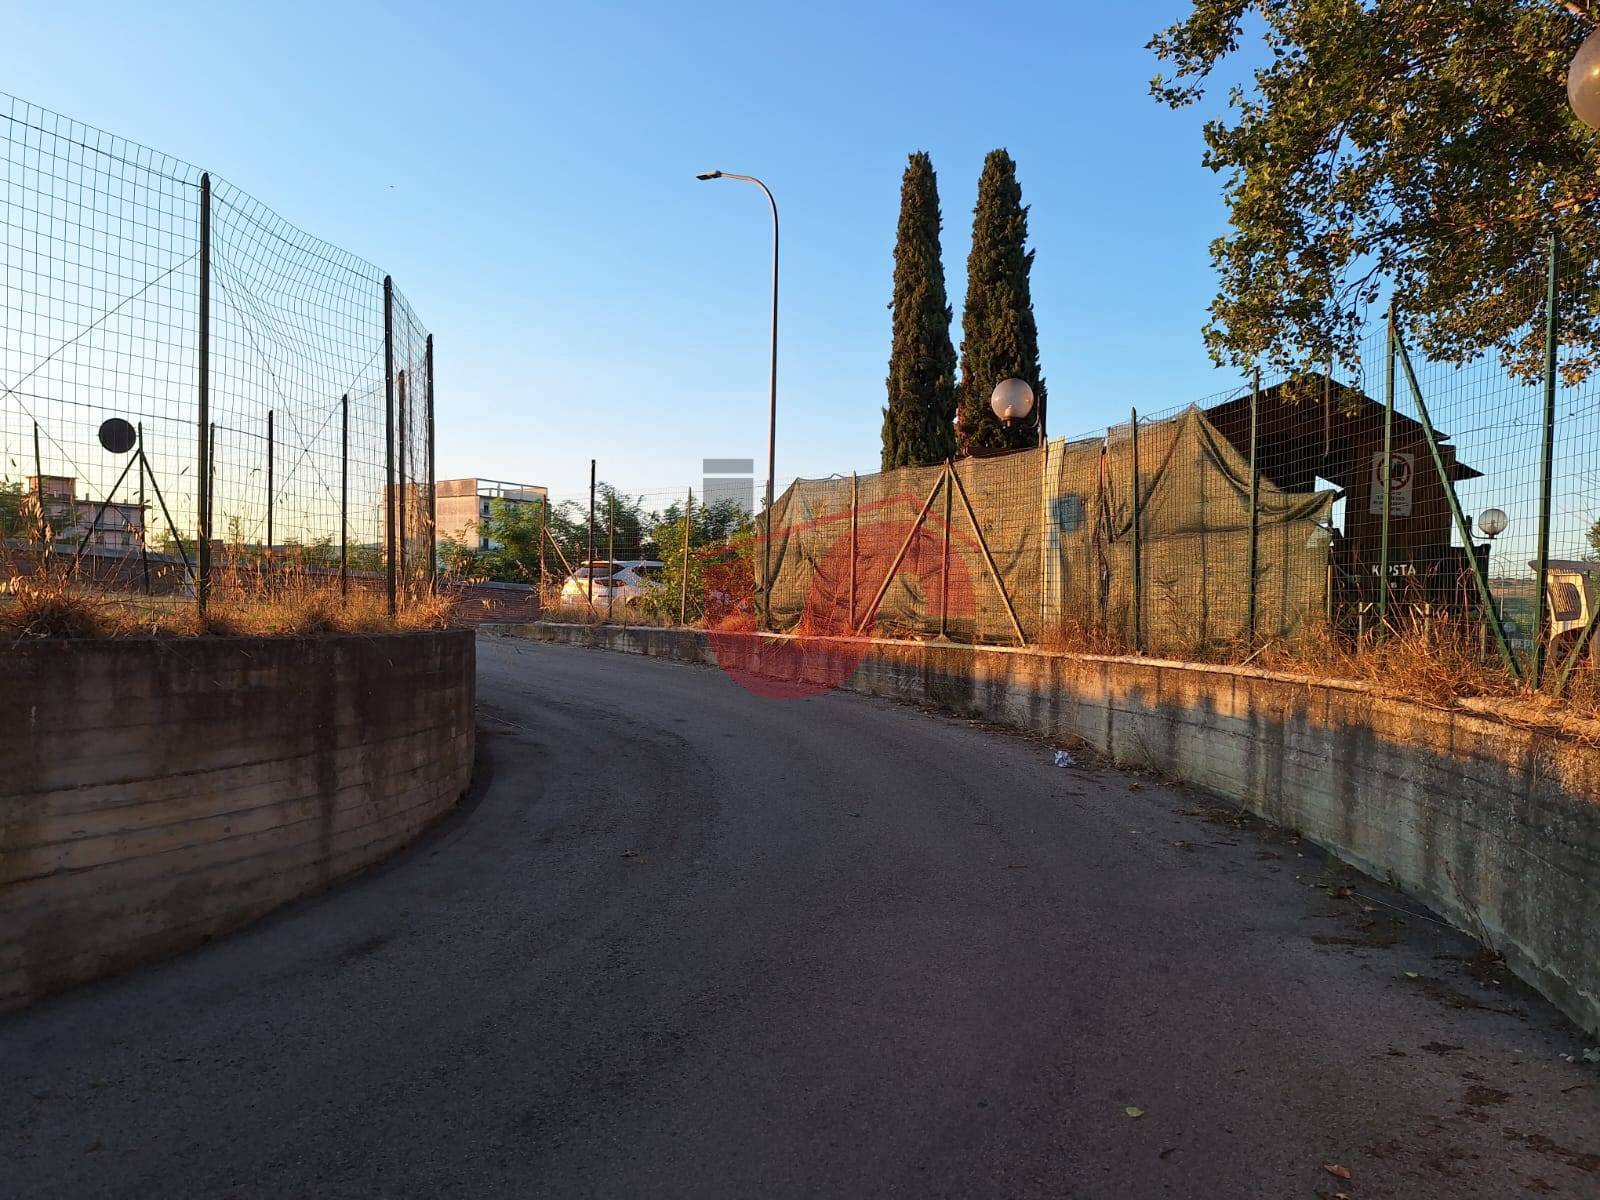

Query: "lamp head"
(1478, 507), (1509, 539)
(990, 378), (1035, 423)
(696, 170), (723, 181)
(1571, 28), (1600, 131)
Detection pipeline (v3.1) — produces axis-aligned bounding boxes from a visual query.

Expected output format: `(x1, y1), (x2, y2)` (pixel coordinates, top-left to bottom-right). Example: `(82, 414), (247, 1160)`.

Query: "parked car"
(559, 559), (664, 609)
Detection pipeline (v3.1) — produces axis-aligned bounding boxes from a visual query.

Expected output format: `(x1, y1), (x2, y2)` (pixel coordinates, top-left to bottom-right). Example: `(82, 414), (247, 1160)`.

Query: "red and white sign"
(1369, 451), (1413, 517)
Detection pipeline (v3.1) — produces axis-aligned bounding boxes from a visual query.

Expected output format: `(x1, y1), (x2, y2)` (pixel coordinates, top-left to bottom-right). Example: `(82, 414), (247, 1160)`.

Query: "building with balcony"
(436, 478), (548, 552)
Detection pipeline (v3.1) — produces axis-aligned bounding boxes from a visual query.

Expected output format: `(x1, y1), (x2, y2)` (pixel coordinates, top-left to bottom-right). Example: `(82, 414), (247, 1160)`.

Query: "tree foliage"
(956, 149), (1047, 454)
(635, 496), (755, 623)
(0, 480), (25, 541)
(882, 152), (958, 470)
(449, 487), (669, 585)
(1150, 1), (1600, 382)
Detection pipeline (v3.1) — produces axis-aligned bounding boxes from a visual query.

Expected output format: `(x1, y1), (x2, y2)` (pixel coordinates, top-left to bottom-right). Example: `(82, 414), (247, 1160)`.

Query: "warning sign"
(1369, 451), (1414, 517)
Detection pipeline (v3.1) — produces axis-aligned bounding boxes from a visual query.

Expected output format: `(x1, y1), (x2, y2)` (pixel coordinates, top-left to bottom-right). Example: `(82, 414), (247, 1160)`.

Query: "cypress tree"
(956, 149), (1046, 455)
(881, 152), (957, 471)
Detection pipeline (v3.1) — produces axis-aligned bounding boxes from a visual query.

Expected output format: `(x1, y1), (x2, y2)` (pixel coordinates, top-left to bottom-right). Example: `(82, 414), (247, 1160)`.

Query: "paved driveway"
(4, 637), (1598, 1198)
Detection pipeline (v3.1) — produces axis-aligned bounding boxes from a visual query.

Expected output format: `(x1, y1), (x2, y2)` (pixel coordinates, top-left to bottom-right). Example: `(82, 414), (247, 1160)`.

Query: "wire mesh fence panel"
(0, 95), (200, 581)
(0, 92), (433, 616)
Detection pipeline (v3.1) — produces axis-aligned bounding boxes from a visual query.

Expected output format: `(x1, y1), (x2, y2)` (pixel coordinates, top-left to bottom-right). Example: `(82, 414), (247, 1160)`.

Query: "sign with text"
(1369, 451), (1414, 517)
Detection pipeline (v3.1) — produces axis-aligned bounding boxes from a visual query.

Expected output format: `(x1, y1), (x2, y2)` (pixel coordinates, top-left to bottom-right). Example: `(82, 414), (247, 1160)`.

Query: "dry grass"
(0, 572), (112, 639)
(1, 556), (460, 642)
(1031, 613), (1541, 714)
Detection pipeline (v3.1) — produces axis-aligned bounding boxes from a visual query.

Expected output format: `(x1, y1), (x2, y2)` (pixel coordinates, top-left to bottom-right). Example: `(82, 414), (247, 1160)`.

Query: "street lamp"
(990, 378), (1040, 445)
(698, 168), (779, 629)
(1476, 507), (1510, 654)
(1571, 28), (1600, 130)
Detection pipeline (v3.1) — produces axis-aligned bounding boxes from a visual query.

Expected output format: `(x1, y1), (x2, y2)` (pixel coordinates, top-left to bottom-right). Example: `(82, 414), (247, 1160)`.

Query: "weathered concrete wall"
(484, 621), (1600, 1036)
(1, 631), (475, 1013)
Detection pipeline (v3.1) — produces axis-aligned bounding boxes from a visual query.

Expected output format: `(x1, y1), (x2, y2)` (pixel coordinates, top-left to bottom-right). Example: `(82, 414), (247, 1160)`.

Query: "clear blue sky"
(11, 0), (1256, 503)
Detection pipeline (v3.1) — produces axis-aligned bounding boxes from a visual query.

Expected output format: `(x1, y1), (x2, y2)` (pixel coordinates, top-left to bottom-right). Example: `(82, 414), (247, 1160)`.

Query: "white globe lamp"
(1571, 28), (1600, 131)
(990, 378), (1035, 423)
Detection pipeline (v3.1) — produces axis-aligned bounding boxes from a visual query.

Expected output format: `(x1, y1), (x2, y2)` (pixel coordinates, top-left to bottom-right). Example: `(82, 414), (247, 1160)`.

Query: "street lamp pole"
(698, 169), (778, 630)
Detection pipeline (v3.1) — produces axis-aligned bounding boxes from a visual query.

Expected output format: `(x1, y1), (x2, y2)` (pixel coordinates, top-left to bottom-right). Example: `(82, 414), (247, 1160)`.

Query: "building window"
(480, 537), (490, 551)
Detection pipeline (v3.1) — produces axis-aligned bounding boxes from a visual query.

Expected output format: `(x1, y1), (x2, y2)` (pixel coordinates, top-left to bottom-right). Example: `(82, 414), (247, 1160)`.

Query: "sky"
(9, 0), (1257, 505)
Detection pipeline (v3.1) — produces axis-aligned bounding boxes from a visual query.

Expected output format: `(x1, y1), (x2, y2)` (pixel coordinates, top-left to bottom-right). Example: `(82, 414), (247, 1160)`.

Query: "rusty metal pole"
(849, 471), (858, 630)
(606, 493), (616, 623)
(939, 462), (953, 639)
(587, 459), (596, 605)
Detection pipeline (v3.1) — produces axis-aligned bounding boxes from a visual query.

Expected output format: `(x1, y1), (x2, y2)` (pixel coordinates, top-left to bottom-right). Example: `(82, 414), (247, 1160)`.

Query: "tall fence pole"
(938, 461), (954, 639)
(265, 409), (274, 562)
(137, 422), (151, 595)
(1379, 311), (1396, 639)
(1395, 326), (1522, 680)
(1246, 367), (1261, 642)
(1130, 407), (1143, 653)
(1534, 231), (1560, 687)
(587, 459), (596, 605)
(606, 494), (616, 623)
(538, 495), (547, 599)
(679, 488), (692, 627)
(848, 471), (858, 630)
(383, 276), (396, 618)
(340, 393), (349, 599)
(397, 370), (408, 593)
(208, 423), (216, 548)
(197, 172), (212, 615)
(32, 421), (46, 557)
(426, 335), (437, 591)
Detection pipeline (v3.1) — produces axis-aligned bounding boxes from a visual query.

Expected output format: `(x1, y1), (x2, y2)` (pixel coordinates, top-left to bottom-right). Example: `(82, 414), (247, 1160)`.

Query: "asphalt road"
(5, 637), (1600, 1199)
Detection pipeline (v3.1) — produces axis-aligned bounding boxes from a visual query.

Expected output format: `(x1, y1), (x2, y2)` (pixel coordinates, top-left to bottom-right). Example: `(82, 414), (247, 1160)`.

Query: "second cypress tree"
(881, 152), (958, 471)
(956, 149), (1046, 454)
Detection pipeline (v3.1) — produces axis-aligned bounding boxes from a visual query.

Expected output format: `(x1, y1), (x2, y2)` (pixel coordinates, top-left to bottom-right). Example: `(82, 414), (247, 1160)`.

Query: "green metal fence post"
(197, 173), (212, 616)
(1394, 330), (1523, 681)
(383, 275), (396, 618)
(1533, 231), (1560, 687)
(1378, 311), (1396, 639)
(1246, 368), (1261, 642)
(1130, 407), (1143, 653)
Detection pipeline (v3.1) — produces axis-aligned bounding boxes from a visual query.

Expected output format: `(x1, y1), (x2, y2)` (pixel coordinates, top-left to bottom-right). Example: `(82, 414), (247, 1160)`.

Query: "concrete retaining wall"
(484, 621), (1600, 1036)
(1, 631), (475, 1013)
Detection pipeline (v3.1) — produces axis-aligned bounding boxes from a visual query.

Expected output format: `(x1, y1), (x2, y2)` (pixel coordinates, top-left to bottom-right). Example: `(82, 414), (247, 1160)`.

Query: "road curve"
(5, 637), (1599, 1198)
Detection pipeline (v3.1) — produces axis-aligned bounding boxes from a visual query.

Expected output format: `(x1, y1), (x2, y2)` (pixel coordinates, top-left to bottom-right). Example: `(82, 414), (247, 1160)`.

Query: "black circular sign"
(98, 417), (137, 454)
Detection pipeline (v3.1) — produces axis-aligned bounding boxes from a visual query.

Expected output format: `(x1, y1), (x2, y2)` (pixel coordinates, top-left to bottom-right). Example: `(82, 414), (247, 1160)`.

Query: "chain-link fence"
(515, 227), (1600, 700)
(1, 93), (434, 615)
